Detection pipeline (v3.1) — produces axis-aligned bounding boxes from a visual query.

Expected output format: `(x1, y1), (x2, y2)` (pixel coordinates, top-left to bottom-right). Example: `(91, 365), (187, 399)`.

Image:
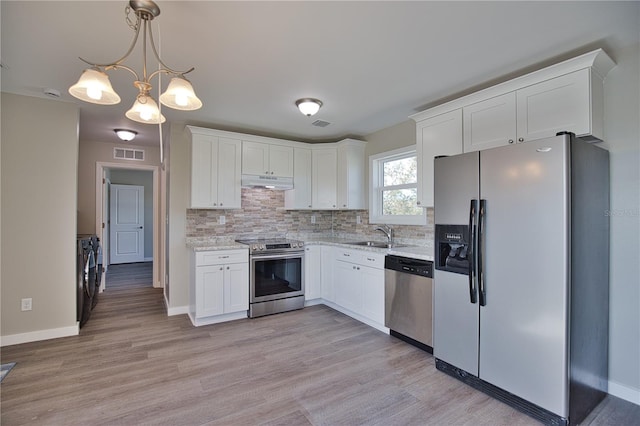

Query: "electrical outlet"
(356, 215), (361, 224)
(219, 215), (226, 225)
(21, 298), (32, 311)
(311, 215), (316, 224)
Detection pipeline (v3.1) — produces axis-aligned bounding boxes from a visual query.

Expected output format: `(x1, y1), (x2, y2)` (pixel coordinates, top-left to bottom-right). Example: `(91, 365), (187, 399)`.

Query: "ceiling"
(1, 1), (637, 146)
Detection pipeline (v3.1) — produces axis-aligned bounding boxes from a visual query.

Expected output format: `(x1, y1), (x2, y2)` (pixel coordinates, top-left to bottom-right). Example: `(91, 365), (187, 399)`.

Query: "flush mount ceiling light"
(114, 129), (138, 141)
(68, 0), (202, 125)
(296, 98), (323, 117)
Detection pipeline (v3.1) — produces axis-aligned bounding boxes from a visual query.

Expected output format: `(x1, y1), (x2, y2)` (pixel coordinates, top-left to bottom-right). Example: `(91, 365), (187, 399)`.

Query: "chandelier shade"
(68, 68), (121, 105)
(68, 0), (201, 124)
(296, 98), (323, 116)
(125, 94), (166, 124)
(159, 77), (202, 110)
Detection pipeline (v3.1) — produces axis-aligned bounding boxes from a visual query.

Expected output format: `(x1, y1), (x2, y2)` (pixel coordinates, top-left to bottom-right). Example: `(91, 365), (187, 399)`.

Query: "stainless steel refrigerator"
(433, 133), (609, 425)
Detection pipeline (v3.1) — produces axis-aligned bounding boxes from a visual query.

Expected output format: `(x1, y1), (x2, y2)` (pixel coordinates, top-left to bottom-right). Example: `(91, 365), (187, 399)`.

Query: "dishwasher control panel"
(384, 255), (433, 278)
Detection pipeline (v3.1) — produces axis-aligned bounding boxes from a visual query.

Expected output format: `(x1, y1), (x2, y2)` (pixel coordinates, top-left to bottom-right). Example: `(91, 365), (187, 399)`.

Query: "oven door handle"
(251, 252), (304, 261)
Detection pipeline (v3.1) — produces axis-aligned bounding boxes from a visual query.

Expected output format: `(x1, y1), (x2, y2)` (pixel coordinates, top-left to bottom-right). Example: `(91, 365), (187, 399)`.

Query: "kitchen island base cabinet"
(189, 250), (249, 327)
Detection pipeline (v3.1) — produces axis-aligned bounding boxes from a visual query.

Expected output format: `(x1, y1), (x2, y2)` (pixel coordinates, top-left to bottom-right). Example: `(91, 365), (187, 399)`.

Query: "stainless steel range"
(235, 238), (305, 318)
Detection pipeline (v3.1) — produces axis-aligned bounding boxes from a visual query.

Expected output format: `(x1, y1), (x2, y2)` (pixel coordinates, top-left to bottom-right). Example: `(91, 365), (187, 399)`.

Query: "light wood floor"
(1, 285), (638, 425)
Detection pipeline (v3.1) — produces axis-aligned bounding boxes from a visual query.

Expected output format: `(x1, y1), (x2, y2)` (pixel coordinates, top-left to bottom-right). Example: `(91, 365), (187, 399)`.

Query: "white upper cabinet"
(412, 49), (615, 205)
(464, 68), (603, 152)
(463, 92), (517, 152)
(516, 68), (597, 142)
(284, 147), (312, 209)
(188, 127), (242, 209)
(415, 109), (463, 207)
(242, 141), (294, 177)
(337, 139), (366, 210)
(312, 147), (338, 209)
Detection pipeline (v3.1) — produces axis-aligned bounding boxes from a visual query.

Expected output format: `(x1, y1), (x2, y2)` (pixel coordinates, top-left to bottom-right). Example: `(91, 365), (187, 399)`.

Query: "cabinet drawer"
(334, 248), (359, 262)
(196, 250), (248, 266)
(359, 252), (385, 269)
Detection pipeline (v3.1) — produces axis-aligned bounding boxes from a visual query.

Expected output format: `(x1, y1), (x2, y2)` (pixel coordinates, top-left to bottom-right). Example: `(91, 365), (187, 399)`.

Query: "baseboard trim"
(0, 324), (79, 347)
(608, 380), (640, 406)
(167, 304), (189, 316)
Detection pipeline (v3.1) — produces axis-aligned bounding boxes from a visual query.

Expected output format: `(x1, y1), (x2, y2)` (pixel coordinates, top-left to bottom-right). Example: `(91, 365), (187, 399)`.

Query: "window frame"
(369, 145), (426, 225)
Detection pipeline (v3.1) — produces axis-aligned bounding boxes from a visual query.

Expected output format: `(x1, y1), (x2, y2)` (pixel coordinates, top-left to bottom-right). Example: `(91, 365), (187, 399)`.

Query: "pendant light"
(68, 0), (202, 124)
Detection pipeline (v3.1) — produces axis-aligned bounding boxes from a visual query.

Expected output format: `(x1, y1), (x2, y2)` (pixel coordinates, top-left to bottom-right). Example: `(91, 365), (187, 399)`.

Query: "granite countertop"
(186, 234), (434, 262)
(299, 236), (434, 262)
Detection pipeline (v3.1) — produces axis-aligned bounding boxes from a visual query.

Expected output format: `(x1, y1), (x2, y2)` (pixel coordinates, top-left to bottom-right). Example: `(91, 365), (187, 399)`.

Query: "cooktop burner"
(235, 238), (304, 253)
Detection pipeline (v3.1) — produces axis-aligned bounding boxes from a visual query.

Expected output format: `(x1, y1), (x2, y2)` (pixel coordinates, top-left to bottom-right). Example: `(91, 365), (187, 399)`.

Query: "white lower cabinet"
(190, 249), (249, 326)
(331, 248), (387, 331)
(304, 245), (322, 301)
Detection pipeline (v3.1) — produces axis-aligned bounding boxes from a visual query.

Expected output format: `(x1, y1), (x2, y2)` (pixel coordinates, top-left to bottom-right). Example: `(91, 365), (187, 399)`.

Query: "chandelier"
(69, 0), (202, 124)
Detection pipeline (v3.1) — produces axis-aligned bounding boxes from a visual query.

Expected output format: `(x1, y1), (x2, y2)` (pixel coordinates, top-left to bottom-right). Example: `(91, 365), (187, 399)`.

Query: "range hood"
(241, 174), (294, 190)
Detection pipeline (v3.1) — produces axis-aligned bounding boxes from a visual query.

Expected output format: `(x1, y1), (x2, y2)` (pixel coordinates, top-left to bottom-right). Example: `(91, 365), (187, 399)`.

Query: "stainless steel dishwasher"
(385, 255), (434, 353)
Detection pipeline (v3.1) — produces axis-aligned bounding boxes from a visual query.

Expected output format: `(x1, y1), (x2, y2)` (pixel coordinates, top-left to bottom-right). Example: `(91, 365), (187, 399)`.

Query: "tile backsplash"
(186, 188), (434, 249)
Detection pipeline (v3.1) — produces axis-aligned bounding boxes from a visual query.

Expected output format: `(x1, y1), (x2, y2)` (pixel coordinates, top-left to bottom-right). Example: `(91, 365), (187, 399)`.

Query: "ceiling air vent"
(312, 119), (331, 128)
(114, 147), (145, 161)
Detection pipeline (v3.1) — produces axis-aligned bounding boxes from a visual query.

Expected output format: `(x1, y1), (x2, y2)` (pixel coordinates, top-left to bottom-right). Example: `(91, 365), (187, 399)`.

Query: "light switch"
(219, 215), (226, 225)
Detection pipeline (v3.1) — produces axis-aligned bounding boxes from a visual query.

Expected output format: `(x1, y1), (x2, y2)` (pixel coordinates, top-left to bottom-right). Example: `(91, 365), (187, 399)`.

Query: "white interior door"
(110, 184), (145, 264)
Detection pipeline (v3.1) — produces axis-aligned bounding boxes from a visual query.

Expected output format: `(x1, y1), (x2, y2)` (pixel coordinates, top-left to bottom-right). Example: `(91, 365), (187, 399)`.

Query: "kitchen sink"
(346, 241), (406, 249)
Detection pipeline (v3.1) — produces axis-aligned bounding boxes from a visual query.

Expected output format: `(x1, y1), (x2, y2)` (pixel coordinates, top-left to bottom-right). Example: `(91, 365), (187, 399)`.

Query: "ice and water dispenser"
(435, 225), (470, 275)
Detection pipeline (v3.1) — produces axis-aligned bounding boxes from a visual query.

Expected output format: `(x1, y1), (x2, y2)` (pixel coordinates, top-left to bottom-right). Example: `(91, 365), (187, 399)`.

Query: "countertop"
(186, 235), (434, 262)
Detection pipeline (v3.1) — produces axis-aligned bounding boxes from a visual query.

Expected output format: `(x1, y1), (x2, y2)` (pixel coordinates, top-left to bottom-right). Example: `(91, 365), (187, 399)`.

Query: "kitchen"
(1, 1), (639, 424)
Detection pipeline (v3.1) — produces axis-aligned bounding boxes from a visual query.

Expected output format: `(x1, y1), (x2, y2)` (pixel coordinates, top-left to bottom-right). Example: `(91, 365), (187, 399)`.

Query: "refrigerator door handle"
(478, 199), (487, 306)
(468, 199), (478, 304)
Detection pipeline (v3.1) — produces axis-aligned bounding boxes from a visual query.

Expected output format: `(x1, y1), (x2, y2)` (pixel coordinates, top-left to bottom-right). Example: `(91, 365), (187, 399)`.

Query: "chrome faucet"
(375, 225), (394, 246)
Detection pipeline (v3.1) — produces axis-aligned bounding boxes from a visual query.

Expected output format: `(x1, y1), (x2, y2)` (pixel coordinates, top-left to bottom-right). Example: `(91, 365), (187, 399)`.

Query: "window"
(370, 146), (425, 225)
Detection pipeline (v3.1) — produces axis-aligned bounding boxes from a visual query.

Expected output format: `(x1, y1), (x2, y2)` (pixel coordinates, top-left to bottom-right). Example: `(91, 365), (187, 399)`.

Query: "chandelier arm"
(77, 14), (143, 70)
(147, 19), (195, 76)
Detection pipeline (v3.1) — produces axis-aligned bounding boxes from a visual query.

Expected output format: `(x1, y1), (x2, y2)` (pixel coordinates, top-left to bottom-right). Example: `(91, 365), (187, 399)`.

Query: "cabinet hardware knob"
(417, 201), (421, 205)
(308, 205), (312, 208)
(213, 203), (217, 206)
(508, 139), (514, 144)
(226, 267), (230, 270)
(518, 137), (524, 142)
(357, 267), (360, 270)
(219, 267), (223, 270)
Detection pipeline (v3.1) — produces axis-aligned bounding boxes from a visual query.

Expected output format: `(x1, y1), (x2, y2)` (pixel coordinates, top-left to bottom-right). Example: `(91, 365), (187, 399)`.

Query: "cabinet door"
(242, 141), (269, 175)
(337, 142), (365, 209)
(224, 262), (249, 313)
(463, 92), (517, 152)
(284, 148), (312, 209)
(416, 109), (463, 208)
(320, 246), (335, 302)
(304, 246), (322, 300)
(334, 260), (362, 315)
(190, 135), (216, 208)
(312, 148), (338, 209)
(269, 145), (294, 177)
(196, 265), (224, 318)
(217, 138), (242, 209)
(516, 68), (591, 143)
(360, 265), (385, 325)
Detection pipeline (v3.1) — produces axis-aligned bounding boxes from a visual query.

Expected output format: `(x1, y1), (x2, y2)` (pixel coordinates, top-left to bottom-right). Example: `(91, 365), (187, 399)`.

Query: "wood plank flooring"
(105, 262), (153, 290)
(1, 285), (638, 425)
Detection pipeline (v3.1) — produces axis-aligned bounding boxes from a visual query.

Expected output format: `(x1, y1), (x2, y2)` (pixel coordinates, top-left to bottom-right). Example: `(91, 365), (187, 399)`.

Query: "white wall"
(601, 39), (640, 402)
(77, 140), (160, 235)
(1, 93), (79, 343)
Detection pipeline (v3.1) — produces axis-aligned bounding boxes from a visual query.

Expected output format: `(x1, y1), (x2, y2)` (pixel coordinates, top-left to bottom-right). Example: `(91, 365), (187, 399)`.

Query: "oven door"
(250, 252), (305, 303)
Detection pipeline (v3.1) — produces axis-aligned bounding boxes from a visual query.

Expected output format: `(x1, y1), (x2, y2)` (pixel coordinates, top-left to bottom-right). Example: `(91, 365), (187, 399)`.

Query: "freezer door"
(434, 151), (480, 225)
(478, 136), (570, 417)
(433, 152), (480, 375)
(434, 269), (480, 375)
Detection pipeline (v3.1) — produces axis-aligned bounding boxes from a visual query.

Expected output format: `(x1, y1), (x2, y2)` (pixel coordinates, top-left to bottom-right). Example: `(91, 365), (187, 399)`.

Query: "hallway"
(105, 262), (153, 290)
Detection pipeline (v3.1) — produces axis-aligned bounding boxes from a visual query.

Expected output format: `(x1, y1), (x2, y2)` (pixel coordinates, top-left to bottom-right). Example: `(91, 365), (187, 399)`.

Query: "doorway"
(96, 162), (162, 291)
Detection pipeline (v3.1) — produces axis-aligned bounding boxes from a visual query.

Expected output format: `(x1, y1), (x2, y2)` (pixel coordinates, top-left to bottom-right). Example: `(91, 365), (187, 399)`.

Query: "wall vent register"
(114, 147), (145, 161)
